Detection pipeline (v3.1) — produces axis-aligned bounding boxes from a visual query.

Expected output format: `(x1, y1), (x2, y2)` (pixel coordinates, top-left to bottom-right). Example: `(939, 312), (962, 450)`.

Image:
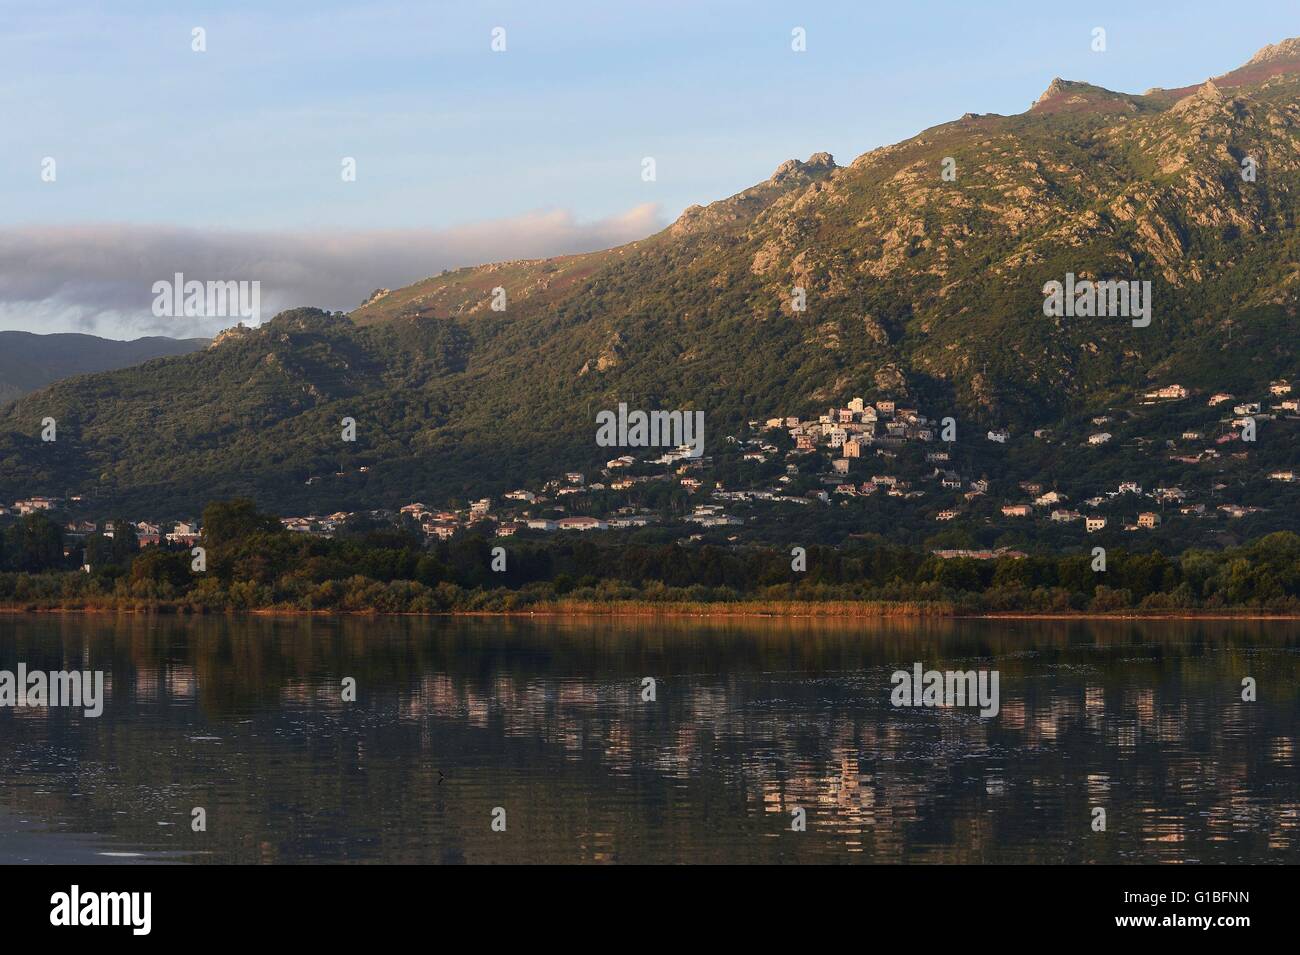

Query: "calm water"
(0, 614), (1297, 864)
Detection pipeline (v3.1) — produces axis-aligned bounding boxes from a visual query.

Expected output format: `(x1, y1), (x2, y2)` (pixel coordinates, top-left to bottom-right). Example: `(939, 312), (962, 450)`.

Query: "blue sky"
(1, 0), (1297, 336)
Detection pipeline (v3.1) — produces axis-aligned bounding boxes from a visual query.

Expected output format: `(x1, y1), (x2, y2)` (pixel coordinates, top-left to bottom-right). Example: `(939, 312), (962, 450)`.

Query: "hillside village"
(404, 377), (1278, 534)
(10, 377), (1292, 564)
(287, 377), (1296, 553)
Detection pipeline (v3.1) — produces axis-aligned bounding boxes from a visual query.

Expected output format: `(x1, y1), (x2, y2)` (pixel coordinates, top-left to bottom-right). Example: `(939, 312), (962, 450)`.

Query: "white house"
(1143, 384), (1188, 401)
(556, 516), (606, 531)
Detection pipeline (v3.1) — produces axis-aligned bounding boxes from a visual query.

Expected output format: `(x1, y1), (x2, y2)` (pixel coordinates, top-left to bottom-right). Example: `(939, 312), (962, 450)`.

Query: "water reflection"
(1, 614), (1297, 863)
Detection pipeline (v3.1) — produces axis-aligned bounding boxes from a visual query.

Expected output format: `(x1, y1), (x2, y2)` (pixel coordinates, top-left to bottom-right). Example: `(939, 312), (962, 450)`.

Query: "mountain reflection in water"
(1, 614), (1296, 864)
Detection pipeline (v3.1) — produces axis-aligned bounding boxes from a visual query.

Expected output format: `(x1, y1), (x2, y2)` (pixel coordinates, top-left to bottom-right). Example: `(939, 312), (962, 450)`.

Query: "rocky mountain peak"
(1029, 77), (1136, 114)
(1033, 77), (1071, 107)
(768, 152), (836, 184)
(209, 323), (254, 348)
(1170, 78), (1232, 117)
(1244, 37), (1300, 67)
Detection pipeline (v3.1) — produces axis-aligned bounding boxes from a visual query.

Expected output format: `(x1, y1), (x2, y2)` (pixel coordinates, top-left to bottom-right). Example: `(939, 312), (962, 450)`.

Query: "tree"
(8, 513), (64, 572)
(201, 499), (280, 548)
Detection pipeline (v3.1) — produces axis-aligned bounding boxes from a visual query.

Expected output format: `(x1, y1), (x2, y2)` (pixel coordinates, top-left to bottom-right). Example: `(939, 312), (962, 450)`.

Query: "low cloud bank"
(0, 204), (662, 339)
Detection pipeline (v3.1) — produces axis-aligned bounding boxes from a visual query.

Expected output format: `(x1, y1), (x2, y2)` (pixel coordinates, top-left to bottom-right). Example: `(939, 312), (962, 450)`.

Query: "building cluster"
(54, 516), (202, 562)
(7, 379), (1294, 553)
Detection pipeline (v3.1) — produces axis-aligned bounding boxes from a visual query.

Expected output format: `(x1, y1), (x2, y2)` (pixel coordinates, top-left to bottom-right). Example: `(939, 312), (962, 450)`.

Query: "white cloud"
(0, 204), (662, 340)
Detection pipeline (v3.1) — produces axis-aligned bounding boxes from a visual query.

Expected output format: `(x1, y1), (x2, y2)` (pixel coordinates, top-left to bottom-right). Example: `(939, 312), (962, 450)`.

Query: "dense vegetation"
(1, 501), (1297, 614)
(0, 53), (1297, 520)
(0, 331), (205, 403)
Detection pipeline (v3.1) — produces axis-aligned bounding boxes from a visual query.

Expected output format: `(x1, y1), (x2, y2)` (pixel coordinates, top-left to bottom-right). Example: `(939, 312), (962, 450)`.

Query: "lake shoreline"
(2, 603), (1297, 621)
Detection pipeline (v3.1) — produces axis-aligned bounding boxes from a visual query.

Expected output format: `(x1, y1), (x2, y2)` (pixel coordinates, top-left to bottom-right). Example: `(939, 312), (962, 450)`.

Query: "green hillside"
(2, 41), (1299, 519)
(0, 331), (207, 404)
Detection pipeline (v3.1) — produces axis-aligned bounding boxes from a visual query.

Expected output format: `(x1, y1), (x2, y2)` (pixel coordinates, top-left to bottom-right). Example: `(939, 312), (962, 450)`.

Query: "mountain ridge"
(0, 331), (208, 405)
(2, 38), (1298, 516)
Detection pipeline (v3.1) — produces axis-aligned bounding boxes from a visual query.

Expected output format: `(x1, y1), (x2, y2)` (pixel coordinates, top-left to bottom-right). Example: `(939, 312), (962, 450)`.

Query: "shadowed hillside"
(0, 331), (207, 404)
(1, 42), (1298, 516)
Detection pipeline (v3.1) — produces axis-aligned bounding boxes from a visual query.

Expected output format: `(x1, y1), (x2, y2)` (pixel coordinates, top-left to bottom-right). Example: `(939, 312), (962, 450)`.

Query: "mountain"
(0, 332), (208, 404)
(1, 41), (1299, 518)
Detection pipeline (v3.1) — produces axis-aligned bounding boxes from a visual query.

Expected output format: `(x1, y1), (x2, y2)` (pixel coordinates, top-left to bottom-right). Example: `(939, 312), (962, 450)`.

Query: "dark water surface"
(1, 614), (1297, 864)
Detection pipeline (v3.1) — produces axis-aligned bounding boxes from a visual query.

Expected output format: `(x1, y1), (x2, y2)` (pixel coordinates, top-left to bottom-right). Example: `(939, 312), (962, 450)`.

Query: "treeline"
(0, 500), (1297, 614)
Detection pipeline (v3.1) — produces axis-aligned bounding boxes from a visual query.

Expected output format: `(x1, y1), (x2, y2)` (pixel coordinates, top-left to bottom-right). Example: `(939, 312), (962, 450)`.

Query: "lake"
(1, 614), (1297, 864)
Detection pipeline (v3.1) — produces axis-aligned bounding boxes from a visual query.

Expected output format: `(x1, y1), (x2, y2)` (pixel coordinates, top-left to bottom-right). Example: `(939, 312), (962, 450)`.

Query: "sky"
(1, 0), (1297, 338)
